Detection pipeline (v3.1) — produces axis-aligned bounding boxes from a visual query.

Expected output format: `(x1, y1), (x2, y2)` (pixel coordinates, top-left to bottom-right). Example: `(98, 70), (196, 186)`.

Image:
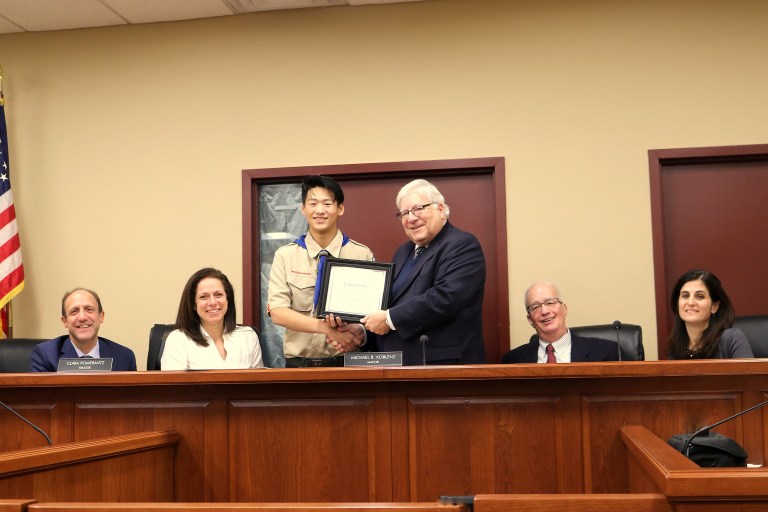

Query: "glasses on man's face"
(526, 298), (562, 315)
(395, 203), (434, 221)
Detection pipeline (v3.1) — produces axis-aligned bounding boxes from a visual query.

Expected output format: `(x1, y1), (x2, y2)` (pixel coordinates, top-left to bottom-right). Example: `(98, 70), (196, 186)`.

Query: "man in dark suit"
(362, 179), (486, 365)
(502, 282), (618, 364)
(29, 288), (137, 372)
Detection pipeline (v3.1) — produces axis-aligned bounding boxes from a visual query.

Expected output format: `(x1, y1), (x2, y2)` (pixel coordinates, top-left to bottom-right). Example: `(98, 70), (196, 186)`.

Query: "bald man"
(502, 282), (618, 364)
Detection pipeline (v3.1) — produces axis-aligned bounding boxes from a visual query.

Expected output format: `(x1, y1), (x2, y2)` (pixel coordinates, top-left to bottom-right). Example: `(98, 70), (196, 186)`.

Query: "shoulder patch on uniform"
(276, 241), (300, 251)
(347, 239), (372, 250)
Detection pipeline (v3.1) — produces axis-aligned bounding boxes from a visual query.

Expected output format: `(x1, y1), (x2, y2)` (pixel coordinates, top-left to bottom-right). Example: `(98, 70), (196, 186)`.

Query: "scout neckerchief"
(294, 233), (350, 309)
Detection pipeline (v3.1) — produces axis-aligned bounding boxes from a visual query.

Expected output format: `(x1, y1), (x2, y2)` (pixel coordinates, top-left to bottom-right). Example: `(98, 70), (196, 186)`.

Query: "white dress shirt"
(161, 325), (264, 370)
(537, 330), (572, 363)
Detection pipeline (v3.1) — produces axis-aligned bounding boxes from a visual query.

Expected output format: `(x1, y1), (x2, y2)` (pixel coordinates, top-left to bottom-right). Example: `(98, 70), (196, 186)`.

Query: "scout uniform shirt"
(267, 230), (374, 358)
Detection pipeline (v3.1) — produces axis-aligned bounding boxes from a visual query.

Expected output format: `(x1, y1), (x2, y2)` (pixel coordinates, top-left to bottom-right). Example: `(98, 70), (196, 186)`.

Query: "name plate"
(344, 351), (403, 367)
(57, 358), (114, 372)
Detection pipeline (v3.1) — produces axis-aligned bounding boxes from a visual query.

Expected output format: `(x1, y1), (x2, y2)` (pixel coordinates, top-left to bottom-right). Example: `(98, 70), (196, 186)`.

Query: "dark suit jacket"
(374, 221), (486, 366)
(28, 335), (138, 372)
(501, 333), (620, 364)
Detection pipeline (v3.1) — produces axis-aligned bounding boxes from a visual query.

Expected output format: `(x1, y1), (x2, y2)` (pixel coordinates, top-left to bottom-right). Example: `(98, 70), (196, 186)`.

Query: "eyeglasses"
(395, 203), (434, 221)
(526, 298), (562, 315)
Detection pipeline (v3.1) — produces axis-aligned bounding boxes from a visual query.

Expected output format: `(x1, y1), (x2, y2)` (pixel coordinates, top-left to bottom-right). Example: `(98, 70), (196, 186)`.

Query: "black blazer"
(501, 334), (619, 364)
(374, 222), (486, 366)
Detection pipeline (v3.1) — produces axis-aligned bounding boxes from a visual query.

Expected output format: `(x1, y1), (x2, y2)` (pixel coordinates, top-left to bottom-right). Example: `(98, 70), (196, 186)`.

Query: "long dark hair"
(668, 269), (735, 359)
(176, 267), (237, 346)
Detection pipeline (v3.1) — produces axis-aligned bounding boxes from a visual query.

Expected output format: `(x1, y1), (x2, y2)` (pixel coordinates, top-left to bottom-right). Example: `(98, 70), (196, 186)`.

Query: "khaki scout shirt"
(267, 230), (374, 358)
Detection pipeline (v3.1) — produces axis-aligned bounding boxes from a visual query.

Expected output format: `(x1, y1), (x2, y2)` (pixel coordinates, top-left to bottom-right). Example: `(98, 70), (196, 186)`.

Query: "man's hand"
(328, 314), (366, 344)
(361, 310), (391, 335)
(324, 314), (364, 352)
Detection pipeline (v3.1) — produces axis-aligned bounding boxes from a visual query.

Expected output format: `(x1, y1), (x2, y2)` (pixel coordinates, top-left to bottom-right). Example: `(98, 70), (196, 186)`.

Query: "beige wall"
(0, 0), (766, 367)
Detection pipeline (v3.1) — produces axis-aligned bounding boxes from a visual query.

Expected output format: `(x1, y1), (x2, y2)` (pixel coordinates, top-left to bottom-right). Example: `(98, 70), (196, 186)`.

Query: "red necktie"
(546, 344), (556, 364)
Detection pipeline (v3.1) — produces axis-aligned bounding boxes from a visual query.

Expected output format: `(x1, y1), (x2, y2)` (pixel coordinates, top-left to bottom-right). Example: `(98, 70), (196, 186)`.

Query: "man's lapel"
(570, 337), (588, 362)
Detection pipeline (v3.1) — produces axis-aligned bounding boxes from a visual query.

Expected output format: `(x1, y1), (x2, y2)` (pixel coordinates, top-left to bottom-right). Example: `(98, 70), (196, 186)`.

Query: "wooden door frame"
(649, 143), (768, 358)
(242, 157), (509, 361)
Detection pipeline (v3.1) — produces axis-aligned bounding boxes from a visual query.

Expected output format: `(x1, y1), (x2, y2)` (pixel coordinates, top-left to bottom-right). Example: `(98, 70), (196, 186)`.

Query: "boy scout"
(267, 175), (374, 367)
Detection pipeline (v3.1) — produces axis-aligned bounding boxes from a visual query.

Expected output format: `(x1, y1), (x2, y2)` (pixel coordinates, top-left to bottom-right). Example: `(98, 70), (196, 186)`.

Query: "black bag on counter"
(667, 431), (748, 468)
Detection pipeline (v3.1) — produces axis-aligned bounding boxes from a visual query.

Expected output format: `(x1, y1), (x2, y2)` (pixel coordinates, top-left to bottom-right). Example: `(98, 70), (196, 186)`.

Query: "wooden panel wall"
(1, 363), (767, 502)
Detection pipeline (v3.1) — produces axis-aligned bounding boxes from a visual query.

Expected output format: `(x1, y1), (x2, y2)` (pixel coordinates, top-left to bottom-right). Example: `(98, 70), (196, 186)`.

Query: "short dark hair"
(176, 267), (237, 347)
(668, 269), (735, 359)
(301, 175), (344, 205)
(61, 288), (103, 316)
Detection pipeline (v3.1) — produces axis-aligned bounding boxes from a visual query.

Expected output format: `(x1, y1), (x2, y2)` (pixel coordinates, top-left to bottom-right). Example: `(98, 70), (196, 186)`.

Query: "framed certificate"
(317, 258), (395, 323)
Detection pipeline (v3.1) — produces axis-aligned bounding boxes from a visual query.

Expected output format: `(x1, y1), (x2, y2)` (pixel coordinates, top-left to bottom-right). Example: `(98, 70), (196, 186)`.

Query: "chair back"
(147, 324), (280, 370)
(570, 323), (645, 361)
(733, 315), (768, 358)
(0, 338), (47, 372)
(147, 324), (175, 371)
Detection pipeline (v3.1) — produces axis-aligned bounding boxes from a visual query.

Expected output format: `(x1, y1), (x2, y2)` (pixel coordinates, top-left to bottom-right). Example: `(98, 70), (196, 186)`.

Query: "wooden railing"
(621, 424), (768, 509)
(0, 431), (178, 503)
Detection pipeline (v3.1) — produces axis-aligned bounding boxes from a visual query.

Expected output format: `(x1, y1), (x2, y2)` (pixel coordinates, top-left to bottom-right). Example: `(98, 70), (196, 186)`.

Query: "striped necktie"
(546, 344), (557, 364)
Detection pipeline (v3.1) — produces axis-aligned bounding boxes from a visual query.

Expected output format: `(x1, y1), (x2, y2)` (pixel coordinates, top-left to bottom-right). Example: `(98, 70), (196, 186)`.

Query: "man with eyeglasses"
(501, 282), (618, 364)
(362, 179), (486, 365)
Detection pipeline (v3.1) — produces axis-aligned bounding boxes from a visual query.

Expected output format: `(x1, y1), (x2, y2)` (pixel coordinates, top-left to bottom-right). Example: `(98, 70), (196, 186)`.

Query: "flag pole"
(7, 301), (12, 339)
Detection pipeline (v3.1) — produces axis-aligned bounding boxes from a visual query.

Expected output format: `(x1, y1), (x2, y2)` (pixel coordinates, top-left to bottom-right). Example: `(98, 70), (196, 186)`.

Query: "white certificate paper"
(325, 265), (387, 315)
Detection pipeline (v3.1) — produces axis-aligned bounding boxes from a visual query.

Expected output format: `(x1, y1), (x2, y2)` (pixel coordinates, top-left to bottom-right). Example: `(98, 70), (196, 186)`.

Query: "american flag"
(0, 99), (25, 337)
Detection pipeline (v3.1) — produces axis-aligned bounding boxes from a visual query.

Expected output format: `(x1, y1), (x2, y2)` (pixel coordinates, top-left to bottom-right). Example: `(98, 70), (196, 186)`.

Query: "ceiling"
(0, 0), (425, 34)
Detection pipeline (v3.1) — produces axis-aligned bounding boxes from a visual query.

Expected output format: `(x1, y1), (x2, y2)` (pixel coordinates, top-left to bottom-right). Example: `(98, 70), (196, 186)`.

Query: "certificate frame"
(317, 258), (395, 323)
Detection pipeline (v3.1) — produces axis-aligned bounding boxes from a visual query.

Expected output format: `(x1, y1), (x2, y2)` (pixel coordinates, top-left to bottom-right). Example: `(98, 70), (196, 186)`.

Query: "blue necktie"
(312, 249), (331, 309)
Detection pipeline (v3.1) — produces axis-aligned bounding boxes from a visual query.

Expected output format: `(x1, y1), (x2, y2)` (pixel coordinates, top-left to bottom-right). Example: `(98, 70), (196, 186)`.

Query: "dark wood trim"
(0, 431), (178, 503)
(648, 144), (768, 358)
(473, 494), (672, 512)
(241, 157), (509, 357)
(0, 499), (36, 512)
(0, 431), (179, 477)
(648, 149), (667, 359)
(28, 504), (467, 512)
(242, 171), (256, 328)
(8, 359), (768, 388)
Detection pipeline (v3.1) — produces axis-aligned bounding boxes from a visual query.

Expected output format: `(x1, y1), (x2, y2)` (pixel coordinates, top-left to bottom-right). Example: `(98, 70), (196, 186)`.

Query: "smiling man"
(28, 288), (137, 372)
(362, 179), (487, 366)
(501, 282), (618, 364)
(267, 175), (374, 367)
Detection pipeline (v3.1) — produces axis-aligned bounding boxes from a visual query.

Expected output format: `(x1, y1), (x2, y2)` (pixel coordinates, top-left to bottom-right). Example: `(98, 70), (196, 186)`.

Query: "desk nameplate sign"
(57, 358), (113, 372)
(344, 351), (403, 367)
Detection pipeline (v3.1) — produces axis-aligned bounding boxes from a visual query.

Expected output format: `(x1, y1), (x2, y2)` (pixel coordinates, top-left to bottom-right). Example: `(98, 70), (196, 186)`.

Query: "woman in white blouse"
(161, 267), (264, 370)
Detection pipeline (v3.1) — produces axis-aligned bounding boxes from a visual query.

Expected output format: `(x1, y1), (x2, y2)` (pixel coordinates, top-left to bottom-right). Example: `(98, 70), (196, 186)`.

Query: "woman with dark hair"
(668, 269), (753, 359)
(161, 268), (264, 370)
